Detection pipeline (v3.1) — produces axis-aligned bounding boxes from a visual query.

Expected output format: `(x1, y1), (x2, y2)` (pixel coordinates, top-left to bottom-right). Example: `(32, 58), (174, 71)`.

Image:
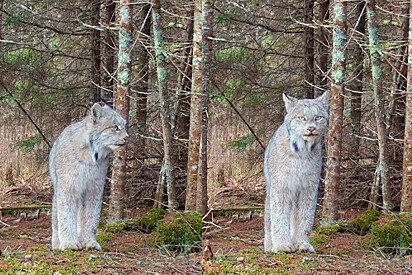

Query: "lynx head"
(87, 103), (128, 157)
(283, 91), (329, 152)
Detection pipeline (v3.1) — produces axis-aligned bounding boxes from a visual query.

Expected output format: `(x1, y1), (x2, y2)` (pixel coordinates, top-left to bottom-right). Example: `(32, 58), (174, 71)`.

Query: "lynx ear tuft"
(91, 103), (104, 122)
(282, 93), (297, 113)
(316, 91), (330, 107)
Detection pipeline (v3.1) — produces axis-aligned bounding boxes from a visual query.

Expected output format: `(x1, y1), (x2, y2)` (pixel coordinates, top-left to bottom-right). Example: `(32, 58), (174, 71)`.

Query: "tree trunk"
(366, 0), (393, 211)
(322, 0), (347, 224)
(101, 0), (116, 106)
(152, 0), (178, 210)
(90, 0), (101, 104)
(186, 0), (203, 211)
(304, 0), (315, 98)
(109, 0), (132, 220)
(135, 3), (151, 196)
(401, 2), (412, 212)
(350, 1), (365, 165)
(316, 0), (329, 96)
(199, 0), (213, 216)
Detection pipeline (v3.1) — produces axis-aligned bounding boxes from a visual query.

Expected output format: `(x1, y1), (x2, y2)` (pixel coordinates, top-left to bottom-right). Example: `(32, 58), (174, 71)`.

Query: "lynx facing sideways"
(49, 103), (128, 251)
(264, 92), (329, 253)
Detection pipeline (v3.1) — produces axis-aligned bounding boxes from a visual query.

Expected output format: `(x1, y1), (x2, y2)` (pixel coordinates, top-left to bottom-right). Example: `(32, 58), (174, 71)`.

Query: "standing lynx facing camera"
(264, 92), (329, 253)
(49, 103), (128, 251)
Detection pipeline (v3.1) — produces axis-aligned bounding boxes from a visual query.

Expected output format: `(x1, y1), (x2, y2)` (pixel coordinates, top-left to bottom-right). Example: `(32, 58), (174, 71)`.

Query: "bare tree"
(304, 0), (315, 98)
(323, 0), (347, 223)
(152, 0), (178, 210)
(90, 0), (101, 103)
(109, 0), (132, 220)
(401, 2), (412, 213)
(186, 0), (203, 211)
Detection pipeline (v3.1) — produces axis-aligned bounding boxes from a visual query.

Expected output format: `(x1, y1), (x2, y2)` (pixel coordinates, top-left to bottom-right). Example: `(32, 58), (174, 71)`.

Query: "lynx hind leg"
(292, 186), (318, 253)
(51, 194), (60, 250)
(56, 192), (82, 251)
(78, 185), (104, 251)
(264, 193), (272, 252)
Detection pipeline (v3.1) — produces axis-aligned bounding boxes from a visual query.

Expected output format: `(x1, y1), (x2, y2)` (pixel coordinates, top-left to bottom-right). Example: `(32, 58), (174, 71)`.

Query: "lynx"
(49, 103), (128, 251)
(263, 92), (329, 253)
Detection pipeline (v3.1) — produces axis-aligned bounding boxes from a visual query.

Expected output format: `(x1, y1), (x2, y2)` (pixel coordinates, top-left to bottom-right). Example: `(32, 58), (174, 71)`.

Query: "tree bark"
(199, 0), (213, 216)
(316, 0), (330, 96)
(186, 0), (203, 211)
(401, 2), (412, 212)
(350, 1), (365, 164)
(90, 0), (101, 104)
(109, 0), (132, 220)
(152, 0), (178, 210)
(366, 0), (393, 211)
(304, 0), (315, 98)
(101, 0), (116, 105)
(323, 0), (347, 223)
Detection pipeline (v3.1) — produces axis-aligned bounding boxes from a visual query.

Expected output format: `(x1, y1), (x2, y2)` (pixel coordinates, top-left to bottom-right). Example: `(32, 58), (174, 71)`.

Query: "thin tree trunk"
(350, 1), (365, 165)
(366, 0), (393, 211)
(304, 0), (315, 98)
(199, 0), (213, 216)
(401, 2), (412, 212)
(135, 3), (151, 191)
(90, 0), (101, 103)
(186, 0), (203, 211)
(109, 0), (132, 220)
(323, 0), (347, 224)
(316, 0), (330, 96)
(152, 0), (178, 210)
(101, 0), (116, 105)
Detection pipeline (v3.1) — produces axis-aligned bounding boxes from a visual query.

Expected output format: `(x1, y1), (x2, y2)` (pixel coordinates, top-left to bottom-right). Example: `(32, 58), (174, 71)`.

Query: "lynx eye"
(315, 116), (324, 121)
(297, 116), (307, 121)
(113, 125), (121, 132)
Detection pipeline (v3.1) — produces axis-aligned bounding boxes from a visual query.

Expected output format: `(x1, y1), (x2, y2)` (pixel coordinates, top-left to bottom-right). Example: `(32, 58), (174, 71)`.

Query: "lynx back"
(263, 92), (329, 253)
(49, 103), (128, 251)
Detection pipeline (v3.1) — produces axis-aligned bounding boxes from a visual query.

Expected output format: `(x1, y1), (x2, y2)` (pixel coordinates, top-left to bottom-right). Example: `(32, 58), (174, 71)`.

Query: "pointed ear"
(282, 93), (297, 113)
(316, 91), (330, 107)
(90, 103), (104, 122)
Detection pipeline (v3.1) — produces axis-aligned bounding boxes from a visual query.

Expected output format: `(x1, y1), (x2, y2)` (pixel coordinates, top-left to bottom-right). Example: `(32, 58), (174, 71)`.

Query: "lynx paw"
(83, 240), (102, 251)
(59, 241), (82, 251)
(272, 243), (296, 253)
(295, 242), (315, 253)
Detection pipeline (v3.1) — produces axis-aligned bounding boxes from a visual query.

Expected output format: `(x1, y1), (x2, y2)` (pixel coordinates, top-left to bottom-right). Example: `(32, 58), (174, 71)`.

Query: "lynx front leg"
(264, 192), (272, 252)
(292, 185), (318, 253)
(78, 184), (104, 251)
(56, 192), (82, 250)
(270, 192), (296, 253)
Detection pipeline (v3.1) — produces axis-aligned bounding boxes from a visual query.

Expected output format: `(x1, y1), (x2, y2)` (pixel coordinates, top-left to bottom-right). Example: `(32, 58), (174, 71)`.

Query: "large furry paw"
(295, 242), (315, 253)
(272, 243), (296, 253)
(83, 240), (102, 251)
(59, 241), (82, 251)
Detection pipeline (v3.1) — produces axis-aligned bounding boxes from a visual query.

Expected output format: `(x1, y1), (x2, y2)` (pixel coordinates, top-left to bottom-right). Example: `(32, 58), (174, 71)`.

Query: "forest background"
(0, 0), (412, 226)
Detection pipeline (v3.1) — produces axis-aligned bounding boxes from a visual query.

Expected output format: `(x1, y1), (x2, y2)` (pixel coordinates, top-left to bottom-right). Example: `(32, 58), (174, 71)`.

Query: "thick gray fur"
(49, 103), (128, 251)
(263, 92), (329, 253)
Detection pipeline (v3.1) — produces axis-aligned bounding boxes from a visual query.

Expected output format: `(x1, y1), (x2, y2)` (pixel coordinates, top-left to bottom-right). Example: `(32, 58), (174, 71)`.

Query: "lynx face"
(283, 92), (329, 148)
(89, 103), (128, 152)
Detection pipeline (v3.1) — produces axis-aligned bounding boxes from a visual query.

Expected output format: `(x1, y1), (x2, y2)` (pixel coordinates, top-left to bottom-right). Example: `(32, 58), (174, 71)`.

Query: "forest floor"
(0, 210), (201, 275)
(203, 211), (412, 275)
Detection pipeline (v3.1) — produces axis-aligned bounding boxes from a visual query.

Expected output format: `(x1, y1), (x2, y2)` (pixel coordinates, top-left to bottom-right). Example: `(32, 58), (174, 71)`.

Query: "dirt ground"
(0, 212), (201, 274)
(203, 213), (412, 275)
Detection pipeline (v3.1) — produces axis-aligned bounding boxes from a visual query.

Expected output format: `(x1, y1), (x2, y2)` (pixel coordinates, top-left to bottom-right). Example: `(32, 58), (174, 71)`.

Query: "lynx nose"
(307, 126), (316, 133)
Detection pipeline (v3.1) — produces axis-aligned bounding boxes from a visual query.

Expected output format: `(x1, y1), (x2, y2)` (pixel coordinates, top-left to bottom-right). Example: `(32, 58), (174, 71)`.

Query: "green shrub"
(152, 211), (202, 254)
(368, 214), (412, 255)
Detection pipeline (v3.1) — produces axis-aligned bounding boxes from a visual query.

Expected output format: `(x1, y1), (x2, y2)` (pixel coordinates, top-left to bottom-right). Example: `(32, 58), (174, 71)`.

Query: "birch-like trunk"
(186, 0), (203, 211)
(366, 0), (393, 211)
(109, 0), (132, 220)
(401, 2), (412, 212)
(322, 0), (347, 223)
(152, 0), (178, 210)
